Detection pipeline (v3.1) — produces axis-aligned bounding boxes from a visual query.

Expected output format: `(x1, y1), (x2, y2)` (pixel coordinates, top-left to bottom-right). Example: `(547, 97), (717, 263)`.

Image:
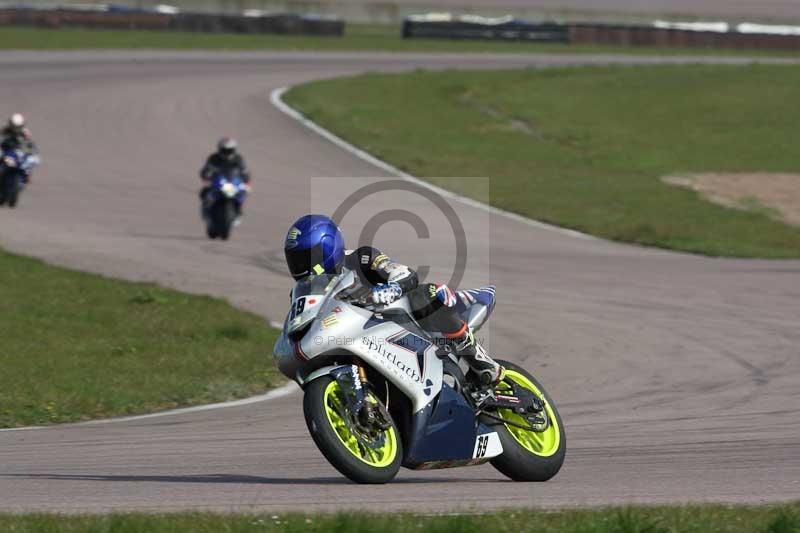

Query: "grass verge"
(1, 504), (799, 532)
(284, 65), (800, 257)
(0, 25), (798, 56)
(0, 247), (281, 428)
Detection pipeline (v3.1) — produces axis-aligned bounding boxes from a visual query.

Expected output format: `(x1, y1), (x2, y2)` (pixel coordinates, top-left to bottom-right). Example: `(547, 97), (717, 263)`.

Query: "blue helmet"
(284, 214), (345, 280)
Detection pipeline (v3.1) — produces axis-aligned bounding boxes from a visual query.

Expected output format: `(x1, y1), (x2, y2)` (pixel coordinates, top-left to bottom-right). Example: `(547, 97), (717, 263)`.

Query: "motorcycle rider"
(283, 214), (505, 386)
(199, 137), (250, 222)
(1, 113), (40, 183)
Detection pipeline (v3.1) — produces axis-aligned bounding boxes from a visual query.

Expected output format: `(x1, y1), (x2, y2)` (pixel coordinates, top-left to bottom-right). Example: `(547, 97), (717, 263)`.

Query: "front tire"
(486, 359), (566, 481)
(303, 376), (402, 484)
(0, 175), (11, 207)
(7, 181), (18, 208)
(208, 201), (234, 240)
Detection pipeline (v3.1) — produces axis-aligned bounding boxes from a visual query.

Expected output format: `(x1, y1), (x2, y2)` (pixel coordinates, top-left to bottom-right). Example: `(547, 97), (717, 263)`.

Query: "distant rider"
(283, 214), (505, 386)
(199, 137), (251, 221)
(1, 113), (40, 182)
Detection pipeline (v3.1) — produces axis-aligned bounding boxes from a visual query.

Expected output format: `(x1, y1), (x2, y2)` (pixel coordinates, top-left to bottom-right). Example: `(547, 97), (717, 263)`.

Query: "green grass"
(0, 25), (798, 55)
(284, 65), (800, 257)
(0, 248), (282, 428)
(1, 504), (799, 532)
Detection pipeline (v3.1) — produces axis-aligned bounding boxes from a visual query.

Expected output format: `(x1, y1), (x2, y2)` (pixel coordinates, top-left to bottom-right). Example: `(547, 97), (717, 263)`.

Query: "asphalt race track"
(1, 51), (799, 513)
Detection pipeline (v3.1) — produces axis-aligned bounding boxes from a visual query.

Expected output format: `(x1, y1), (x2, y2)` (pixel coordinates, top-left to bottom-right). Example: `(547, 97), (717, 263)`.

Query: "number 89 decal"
(290, 297), (306, 320)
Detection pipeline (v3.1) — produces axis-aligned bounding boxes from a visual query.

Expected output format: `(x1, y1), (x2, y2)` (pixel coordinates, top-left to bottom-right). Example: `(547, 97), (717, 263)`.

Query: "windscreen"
(292, 274), (338, 299)
(286, 273), (340, 334)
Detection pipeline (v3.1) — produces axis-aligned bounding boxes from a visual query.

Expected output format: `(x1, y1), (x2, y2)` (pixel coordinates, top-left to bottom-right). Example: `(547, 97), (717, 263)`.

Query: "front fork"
(330, 365), (367, 415)
(330, 364), (391, 432)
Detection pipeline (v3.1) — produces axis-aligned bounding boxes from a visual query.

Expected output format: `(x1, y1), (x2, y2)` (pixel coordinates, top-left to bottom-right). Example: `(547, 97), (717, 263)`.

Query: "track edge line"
(269, 85), (597, 241)
(0, 381), (299, 432)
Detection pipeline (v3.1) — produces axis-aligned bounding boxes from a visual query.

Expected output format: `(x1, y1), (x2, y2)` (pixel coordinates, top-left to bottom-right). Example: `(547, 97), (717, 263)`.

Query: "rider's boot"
(445, 321), (505, 386)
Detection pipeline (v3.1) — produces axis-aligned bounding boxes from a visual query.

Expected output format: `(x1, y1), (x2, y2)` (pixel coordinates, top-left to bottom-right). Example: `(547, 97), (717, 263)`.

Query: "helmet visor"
(285, 244), (326, 281)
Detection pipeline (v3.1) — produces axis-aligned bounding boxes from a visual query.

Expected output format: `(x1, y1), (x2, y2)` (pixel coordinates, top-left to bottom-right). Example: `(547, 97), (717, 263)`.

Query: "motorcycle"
(273, 270), (566, 484)
(202, 173), (248, 240)
(0, 146), (36, 208)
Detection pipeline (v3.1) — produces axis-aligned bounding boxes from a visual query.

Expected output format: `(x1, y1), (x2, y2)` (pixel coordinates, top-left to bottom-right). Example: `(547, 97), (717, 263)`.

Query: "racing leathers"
(1, 127), (40, 183)
(198, 151), (250, 216)
(345, 246), (503, 384)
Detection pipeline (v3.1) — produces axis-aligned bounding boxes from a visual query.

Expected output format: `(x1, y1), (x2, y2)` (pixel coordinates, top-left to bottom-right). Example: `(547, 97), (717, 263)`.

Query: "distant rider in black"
(1, 113), (40, 182)
(199, 137), (250, 219)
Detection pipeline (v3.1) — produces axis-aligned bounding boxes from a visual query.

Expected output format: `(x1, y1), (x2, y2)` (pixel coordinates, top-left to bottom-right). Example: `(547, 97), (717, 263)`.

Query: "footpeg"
(482, 380), (545, 414)
(483, 394), (543, 414)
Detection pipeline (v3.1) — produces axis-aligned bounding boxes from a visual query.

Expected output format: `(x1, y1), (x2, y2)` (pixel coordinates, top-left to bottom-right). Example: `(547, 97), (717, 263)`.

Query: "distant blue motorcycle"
(0, 146), (36, 208)
(202, 173), (248, 240)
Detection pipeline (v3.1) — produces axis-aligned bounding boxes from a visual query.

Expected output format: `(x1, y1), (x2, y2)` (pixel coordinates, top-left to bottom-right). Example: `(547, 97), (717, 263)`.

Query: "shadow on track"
(126, 232), (210, 242)
(1, 473), (501, 485)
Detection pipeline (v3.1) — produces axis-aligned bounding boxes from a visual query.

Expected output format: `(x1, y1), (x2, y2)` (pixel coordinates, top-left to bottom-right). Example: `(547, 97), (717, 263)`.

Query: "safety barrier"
(402, 14), (800, 50)
(402, 15), (568, 43)
(569, 23), (800, 51)
(0, 7), (345, 35)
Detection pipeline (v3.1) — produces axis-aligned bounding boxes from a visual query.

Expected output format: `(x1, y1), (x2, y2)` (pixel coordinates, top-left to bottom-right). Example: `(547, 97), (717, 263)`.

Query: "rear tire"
(486, 359), (566, 481)
(303, 376), (402, 484)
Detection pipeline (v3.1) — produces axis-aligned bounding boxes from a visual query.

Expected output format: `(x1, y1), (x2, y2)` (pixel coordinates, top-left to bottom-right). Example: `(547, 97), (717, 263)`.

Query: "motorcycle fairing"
(403, 383), (503, 469)
(274, 271), (444, 413)
(275, 270), (490, 416)
(298, 312), (445, 413)
(209, 174), (247, 205)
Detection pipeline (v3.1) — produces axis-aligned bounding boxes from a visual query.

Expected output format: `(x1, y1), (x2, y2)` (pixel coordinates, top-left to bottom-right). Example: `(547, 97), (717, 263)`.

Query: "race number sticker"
(472, 432), (503, 459)
(290, 297), (306, 320)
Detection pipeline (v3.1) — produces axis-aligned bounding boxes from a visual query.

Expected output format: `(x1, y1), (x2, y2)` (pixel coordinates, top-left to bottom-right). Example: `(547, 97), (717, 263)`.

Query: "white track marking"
(270, 86), (596, 241)
(0, 381), (299, 433)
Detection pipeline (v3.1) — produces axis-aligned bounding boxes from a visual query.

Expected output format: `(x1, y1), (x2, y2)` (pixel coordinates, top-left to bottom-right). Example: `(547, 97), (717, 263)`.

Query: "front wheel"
(0, 174), (16, 207)
(303, 376), (402, 484)
(208, 201), (234, 240)
(486, 359), (566, 481)
(6, 181), (19, 208)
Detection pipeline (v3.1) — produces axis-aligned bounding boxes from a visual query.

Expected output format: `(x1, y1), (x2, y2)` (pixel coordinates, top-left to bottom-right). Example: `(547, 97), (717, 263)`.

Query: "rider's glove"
(371, 282), (402, 305)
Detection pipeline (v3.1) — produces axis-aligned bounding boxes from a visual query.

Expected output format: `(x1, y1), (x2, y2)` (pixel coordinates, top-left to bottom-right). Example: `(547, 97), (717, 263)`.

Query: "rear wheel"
(486, 359), (566, 481)
(303, 376), (402, 484)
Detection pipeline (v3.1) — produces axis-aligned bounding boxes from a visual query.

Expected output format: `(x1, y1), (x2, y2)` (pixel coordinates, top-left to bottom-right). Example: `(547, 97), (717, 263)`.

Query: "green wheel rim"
(323, 380), (398, 467)
(496, 370), (561, 457)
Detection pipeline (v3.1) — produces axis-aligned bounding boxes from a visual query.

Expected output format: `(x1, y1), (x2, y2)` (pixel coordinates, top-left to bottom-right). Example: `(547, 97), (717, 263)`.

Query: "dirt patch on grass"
(662, 173), (800, 226)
